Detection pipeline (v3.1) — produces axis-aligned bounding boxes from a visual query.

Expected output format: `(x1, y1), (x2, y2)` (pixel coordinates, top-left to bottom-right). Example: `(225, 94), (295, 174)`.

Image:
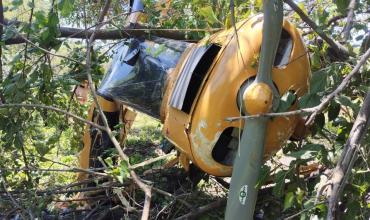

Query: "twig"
(326, 91), (370, 220)
(1, 177), (31, 219)
(54, 195), (107, 202)
(327, 15), (347, 26)
(284, 0), (351, 58)
(83, 2), (152, 219)
(225, 48), (370, 126)
(0, 103), (107, 131)
(131, 152), (176, 169)
(284, 201), (326, 220)
(151, 187), (193, 210)
(131, 171), (152, 220)
(302, 14), (347, 36)
(304, 48), (370, 125)
(21, 0), (34, 78)
(0, 0), (3, 83)
(343, 0), (357, 41)
(84, 0), (130, 163)
(314, 181), (332, 204)
(0, 23), (82, 64)
(226, 107), (316, 121)
(174, 199), (226, 220)
(83, 201), (108, 220)
(0, 185), (111, 196)
(0, 167), (108, 176)
(230, 0), (246, 66)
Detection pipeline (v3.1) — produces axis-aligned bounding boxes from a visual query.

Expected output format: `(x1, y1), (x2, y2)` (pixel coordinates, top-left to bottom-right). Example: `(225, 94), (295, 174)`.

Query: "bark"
(284, 0), (351, 59)
(343, 0), (357, 41)
(175, 199), (226, 220)
(326, 91), (370, 219)
(3, 25), (211, 45)
(0, 0), (3, 82)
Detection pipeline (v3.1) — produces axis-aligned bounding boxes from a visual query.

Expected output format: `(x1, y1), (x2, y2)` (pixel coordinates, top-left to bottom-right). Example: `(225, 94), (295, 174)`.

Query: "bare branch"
(343, 0), (357, 41)
(305, 48), (370, 125)
(2, 18), (220, 45)
(284, 202), (326, 220)
(83, 2), (153, 219)
(174, 199), (226, 220)
(0, 103), (107, 131)
(131, 171), (152, 220)
(151, 187), (193, 210)
(0, 167), (109, 176)
(0, 0), (3, 83)
(1, 177), (31, 219)
(131, 152), (176, 169)
(284, 0), (351, 58)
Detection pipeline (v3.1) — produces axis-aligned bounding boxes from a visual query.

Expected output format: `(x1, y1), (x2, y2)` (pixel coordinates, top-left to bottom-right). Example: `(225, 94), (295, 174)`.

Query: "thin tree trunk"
(326, 91), (370, 219)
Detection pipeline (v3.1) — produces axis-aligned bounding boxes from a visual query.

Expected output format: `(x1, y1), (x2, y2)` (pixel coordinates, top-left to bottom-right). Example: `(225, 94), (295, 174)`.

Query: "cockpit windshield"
(98, 37), (190, 118)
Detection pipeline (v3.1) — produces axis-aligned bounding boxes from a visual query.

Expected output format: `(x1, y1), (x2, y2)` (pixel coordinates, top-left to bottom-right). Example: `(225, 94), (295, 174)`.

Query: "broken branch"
(284, 0), (351, 58)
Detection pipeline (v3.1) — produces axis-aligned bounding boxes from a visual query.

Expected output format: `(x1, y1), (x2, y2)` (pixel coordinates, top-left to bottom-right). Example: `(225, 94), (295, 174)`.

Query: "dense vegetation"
(0, 0), (368, 219)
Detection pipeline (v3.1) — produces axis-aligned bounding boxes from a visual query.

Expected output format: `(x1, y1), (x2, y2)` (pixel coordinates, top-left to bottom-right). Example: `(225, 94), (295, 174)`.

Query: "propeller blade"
(225, 0), (283, 219)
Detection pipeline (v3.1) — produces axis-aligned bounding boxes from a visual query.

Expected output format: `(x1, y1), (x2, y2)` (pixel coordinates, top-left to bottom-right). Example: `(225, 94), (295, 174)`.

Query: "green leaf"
(273, 171), (286, 197)
(283, 192), (295, 211)
(14, 132), (24, 149)
(328, 101), (341, 121)
(198, 6), (221, 26)
(35, 142), (50, 156)
(337, 95), (360, 114)
(12, 0), (23, 7)
(314, 113), (326, 131)
(337, 95), (352, 107)
(310, 70), (327, 94)
(286, 144), (325, 159)
(335, 0), (349, 13)
(27, 1), (34, 8)
(104, 157), (114, 167)
(2, 25), (17, 41)
(256, 165), (270, 188)
(117, 160), (130, 184)
(59, 0), (74, 17)
(298, 93), (321, 108)
(277, 91), (296, 112)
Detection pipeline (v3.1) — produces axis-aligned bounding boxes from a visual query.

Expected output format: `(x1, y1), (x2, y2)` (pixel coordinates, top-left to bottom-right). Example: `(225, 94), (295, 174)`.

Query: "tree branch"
(174, 199), (226, 220)
(343, 0), (356, 41)
(3, 24), (220, 45)
(0, 0), (3, 83)
(284, 0), (351, 59)
(1, 177), (31, 219)
(326, 91), (370, 219)
(304, 48), (370, 125)
(130, 152), (176, 169)
(0, 103), (107, 131)
(84, 2), (152, 219)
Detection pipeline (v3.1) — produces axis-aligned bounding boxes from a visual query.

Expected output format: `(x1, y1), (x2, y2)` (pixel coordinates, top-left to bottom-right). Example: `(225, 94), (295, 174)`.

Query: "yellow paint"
(78, 96), (121, 181)
(179, 153), (190, 171)
(163, 15), (310, 176)
(243, 83), (273, 115)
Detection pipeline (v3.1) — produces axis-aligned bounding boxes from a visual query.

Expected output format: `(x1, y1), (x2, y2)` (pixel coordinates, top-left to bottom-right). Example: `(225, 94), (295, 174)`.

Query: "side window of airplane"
(170, 44), (221, 113)
(274, 29), (293, 68)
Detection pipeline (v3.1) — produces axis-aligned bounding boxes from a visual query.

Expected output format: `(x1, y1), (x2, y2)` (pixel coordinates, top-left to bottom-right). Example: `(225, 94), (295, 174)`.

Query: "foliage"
(0, 0), (368, 219)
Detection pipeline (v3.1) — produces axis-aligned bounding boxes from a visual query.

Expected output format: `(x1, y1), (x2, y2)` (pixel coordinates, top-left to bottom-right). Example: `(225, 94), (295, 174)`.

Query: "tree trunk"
(326, 91), (370, 219)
